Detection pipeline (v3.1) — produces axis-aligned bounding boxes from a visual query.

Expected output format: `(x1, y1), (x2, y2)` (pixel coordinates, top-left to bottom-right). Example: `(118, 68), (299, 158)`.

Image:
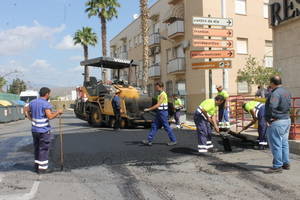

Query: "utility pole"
(221, 0), (229, 90)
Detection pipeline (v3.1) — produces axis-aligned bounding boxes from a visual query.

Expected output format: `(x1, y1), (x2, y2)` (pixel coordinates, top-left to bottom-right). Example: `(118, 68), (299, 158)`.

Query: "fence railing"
(228, 96), (300, 140)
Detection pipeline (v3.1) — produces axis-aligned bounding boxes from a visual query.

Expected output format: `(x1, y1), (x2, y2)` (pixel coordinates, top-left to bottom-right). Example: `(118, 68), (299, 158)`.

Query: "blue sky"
(0, 0), (156, 88)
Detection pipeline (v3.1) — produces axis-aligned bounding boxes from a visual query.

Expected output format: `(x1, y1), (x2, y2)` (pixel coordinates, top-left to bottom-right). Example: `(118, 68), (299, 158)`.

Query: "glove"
(144, 108), (150, 112)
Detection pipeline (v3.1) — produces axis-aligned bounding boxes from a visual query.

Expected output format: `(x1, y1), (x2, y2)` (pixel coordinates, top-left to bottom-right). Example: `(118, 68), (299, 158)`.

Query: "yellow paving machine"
(74, 57), (172, 128)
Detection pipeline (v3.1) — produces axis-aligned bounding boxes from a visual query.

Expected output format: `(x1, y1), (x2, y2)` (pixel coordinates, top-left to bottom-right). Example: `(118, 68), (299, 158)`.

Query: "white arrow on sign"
(219, 61), (231, 67)
(193, 17), (233, 27)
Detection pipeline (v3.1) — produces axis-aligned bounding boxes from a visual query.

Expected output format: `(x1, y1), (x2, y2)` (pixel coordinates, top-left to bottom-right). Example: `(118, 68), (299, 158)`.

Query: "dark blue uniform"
(112, 95), (121, 129)
(29, 98), (52, 170)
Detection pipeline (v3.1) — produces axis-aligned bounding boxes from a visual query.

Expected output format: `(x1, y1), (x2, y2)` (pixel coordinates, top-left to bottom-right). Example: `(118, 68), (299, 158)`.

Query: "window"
(154, 53), (160, 64)
(235, 0), (246, 15)
(264, 40), (273, 67)
(153, 23), (159, 33)
(175, 81), (186, 109)
(263, 3), (269, 19)
(237, 81), (249, 93)
(175, 46), (184, 58)
(166, 48), (172, 62)
(166, 81), (173, 97)
(128, 39), (132, 48)
(236, 38), (248, 54)
(175, 81), (186, 96)
(147, 84), (153, 97)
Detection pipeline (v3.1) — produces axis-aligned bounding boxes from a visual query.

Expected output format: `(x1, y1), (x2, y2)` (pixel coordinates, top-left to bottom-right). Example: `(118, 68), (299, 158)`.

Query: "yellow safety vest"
(157, 91), (168, 110)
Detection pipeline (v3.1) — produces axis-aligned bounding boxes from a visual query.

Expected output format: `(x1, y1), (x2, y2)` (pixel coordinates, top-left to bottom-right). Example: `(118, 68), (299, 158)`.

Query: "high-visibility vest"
(157, 91), (168, 111)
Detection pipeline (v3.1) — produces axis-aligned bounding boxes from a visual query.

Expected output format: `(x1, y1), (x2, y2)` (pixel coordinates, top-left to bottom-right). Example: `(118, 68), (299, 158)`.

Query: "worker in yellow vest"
(239, 100), (268, 149)
(142, 82), (177, 146)
(173, 94), (183, 129)
(216, 85), (230, 129)
(194, 95), (225, 152)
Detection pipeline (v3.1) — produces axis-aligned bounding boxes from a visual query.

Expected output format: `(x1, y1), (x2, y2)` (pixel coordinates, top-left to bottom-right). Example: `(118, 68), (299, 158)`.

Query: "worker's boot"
(282, 163), (290, 170)
(142, 140), (153, 146)
(265, 167), (283, 174)
(34, 164), (39, 173)
(167, 141), (177, 146)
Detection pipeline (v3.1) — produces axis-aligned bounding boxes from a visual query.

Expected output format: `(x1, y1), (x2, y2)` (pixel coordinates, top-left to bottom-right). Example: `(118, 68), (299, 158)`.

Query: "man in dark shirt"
(265, 76), (291, 173)
(112, 89), (122, 130)
(24, 87), (63, 173)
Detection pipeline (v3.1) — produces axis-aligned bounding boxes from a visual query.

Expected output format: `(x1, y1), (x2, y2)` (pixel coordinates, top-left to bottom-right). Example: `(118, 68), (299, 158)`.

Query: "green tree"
(140, 0), (149, 91)
(8, 78), (27, 94)
(237, 56), (280, 88)
(0, 77), (7, 92)
(85, 0), (120, 81)
(74, 27), (98, 83)
(0, 70), (19, 92)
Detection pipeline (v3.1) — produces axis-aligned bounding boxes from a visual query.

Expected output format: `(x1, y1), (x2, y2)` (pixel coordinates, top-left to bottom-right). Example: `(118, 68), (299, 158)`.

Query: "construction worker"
(142, 82), (177, 146)
(216, 85), (230, 129)
(112, 89), (122, 130)
(173, 94), (183, 128)
(194, 95), (225, 152)
(24, 87), (63, 173)
(239, 101), (268, 149)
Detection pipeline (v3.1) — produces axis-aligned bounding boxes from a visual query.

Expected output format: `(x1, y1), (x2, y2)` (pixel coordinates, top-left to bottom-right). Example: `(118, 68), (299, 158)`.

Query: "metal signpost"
(193, 27), (233, 37)
(193, 17), (233, 27)
(193, 39), (233, 48)
(191, 50), (234, 59)
(191, 10), (233, 97)
(192, 61), (232, 70)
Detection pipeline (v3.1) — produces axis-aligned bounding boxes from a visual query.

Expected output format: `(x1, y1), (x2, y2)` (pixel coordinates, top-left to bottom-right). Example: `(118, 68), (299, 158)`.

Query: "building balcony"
(119, 52), (128, 59)
(149, 33), (160, 48)
(149, 64), (161, 78)
(167, 20), (184, 39)
(167, 57), (185, 74)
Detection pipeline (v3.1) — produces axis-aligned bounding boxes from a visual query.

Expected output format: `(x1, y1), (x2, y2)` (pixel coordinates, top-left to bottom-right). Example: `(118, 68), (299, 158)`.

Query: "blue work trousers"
(218, 105), (229, 122)
(194, 112), (212, 146)
(257, 106), (267, 145)
(266, 119), (291, 168)
(147, 110), (177, 142)
(174, 110), (181, 125)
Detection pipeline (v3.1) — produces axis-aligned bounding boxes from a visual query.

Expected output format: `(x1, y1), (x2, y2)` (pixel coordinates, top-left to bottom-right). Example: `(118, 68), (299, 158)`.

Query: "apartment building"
(270, 0), (300, 97)
(110, 0), (273, 113)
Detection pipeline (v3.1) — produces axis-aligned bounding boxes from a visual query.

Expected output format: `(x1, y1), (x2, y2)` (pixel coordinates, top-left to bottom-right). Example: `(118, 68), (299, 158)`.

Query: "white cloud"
(31, 59), (52, 70)
(72, 66), (84, 72)
(0, 22), (65, 56)
(69, 55), (83, 61)
(55, 35), (81, 50)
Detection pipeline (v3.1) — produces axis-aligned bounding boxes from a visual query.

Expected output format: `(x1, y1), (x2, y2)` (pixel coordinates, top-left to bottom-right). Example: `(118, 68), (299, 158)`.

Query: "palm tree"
(74, 27), (98, 83)
(85, 0), (120, 81)
(140, 0), (149, 92)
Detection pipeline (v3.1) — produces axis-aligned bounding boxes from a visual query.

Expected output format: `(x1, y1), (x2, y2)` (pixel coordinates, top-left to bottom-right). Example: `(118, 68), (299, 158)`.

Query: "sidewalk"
(182, 113), (300, 155)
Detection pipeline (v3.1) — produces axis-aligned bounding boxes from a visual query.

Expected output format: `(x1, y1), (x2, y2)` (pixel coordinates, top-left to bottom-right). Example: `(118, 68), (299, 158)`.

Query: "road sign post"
(191, 50), (234, 59)
(193, 28), (233, 37)
(191, 15), (234, 97)
(193, 39), (233, 48)
(193, 17), (233, 27)
(192, 61), (232, 69)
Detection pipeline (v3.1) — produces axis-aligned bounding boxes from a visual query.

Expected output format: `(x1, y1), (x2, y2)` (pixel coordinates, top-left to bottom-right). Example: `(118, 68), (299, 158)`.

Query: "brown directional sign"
(192, 61), (232, 70)
(191, 50), (234, 59)
(193, 27), (233, 37)
(193, 39), (233, 48)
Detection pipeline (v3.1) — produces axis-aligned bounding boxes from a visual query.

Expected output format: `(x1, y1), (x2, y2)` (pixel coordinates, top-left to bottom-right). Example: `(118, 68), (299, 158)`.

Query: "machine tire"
(90, 105), (103, 126)
(109, 117), (126, 129)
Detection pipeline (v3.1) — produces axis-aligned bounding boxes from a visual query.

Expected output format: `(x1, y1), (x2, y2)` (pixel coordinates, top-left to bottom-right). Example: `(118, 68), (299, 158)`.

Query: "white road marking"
(0, 181), (40, 200)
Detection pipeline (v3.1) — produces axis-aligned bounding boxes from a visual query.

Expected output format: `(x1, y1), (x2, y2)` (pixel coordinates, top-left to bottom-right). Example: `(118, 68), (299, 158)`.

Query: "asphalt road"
(1, 111), (300, 200)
